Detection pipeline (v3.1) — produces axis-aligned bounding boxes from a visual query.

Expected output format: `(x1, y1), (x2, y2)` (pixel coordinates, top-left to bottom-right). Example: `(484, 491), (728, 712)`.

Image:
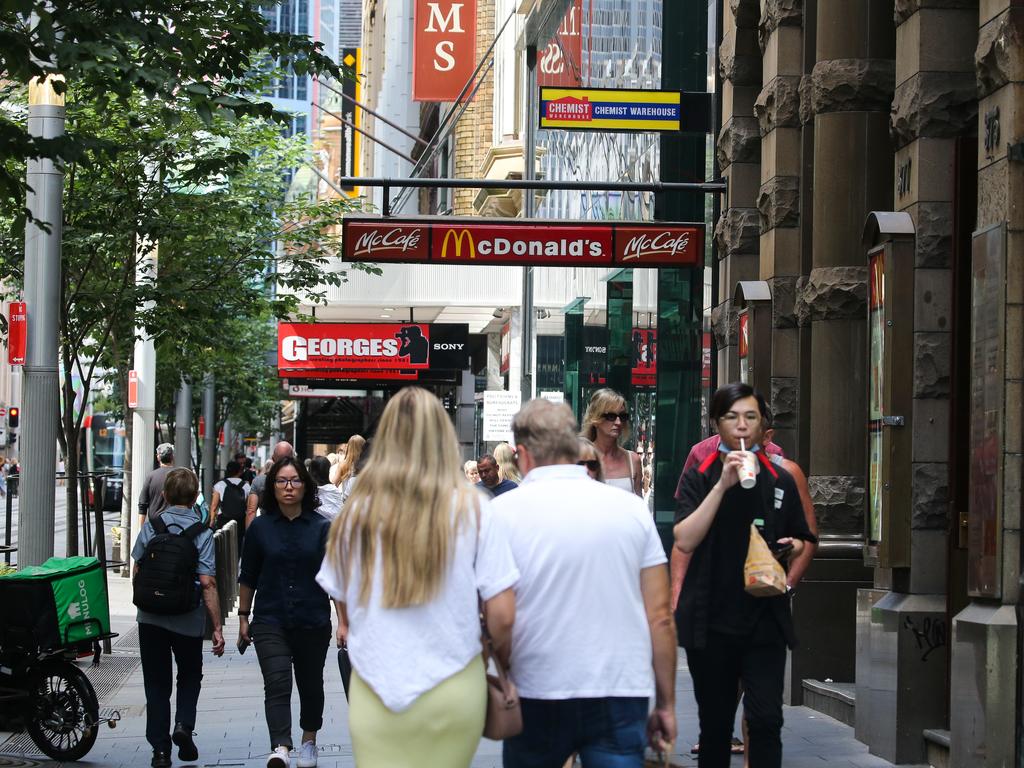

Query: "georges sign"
(342, 217), (703, 268)
(277, 323), (469, 377)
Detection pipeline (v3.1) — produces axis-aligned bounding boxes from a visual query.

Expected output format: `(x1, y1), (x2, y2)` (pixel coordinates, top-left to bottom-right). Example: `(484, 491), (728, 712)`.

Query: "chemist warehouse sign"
(277, 323), (469, 377)
(539, 87), (711, 133)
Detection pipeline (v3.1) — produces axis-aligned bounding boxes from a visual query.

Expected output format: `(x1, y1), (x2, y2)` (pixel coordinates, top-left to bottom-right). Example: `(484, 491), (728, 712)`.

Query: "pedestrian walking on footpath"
(131, 468), (225, 768)
(245, 441), (294, 529)
(332, 433), (364, 497)
(475, 453), (518, 497)
(237, 457), (332, 768)
(209, 460), (250, 560)
(576, 437), (605, 482)
(308, 456), (343, 520)
(138, 442), (176, 531)
(582, 388), (643, 496)
(493, 442), (522, 483)
(316, 387), (518, 768)
(674, 383), (818, 768)
(492, 398), (677, 767)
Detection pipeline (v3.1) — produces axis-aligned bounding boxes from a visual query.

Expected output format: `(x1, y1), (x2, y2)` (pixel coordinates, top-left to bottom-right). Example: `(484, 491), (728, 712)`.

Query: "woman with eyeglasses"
(238, 457), (334, 768)
(576, 437), (605, 482)
(582, 388), (642, 496)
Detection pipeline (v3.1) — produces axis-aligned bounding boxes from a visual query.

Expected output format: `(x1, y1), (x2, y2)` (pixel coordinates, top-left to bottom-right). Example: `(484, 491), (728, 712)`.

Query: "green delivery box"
(0, 556), (110, 648)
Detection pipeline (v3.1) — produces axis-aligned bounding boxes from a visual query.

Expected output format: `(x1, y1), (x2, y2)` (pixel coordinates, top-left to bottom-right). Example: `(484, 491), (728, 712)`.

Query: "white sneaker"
(266, 745), (291, 768)
(296, 740), (318, 768)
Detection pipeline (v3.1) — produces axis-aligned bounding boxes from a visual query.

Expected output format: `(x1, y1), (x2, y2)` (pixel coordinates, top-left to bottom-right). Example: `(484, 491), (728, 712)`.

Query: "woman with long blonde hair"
(316, 387), (518, 768)
(331, 434), (365, 491)
(493, 442), (522, 484)
(582, 388), (642, 496)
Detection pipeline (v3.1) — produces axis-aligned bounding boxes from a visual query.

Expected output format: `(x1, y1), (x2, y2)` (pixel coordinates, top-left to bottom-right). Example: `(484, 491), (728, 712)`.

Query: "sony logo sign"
(433, 343), (464, 351)
(585, 346), (607, 354)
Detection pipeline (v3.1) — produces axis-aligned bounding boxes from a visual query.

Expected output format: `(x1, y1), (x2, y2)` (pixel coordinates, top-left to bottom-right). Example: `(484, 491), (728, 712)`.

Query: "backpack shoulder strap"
(757, 451), (779, 479)
(697, 452), (718, 475)
(182, 521), (207, 540)
(151, 515), (169, 535)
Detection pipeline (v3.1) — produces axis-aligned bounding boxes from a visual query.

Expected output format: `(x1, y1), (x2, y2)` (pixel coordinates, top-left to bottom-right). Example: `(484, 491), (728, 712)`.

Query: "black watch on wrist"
(238, 610), (251, 617)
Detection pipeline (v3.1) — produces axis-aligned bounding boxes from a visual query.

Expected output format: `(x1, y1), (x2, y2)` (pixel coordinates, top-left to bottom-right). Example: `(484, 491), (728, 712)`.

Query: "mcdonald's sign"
(341, 216), (704, 268)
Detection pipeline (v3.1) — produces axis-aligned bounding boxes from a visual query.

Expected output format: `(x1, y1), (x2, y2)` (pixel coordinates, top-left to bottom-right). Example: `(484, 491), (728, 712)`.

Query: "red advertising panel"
(128, 370), (139, 409)
(342, 217), (703, 268)
(538, 0), (583, 88)
(7, 302), (26, 366)
(277, 323), (469, 377)
(345, 221), (431, 262)
(413, 0), (476, 101)
(433, 222), (613, 265)
(631, 328), (656, 387)
(614, 225), (703, 266)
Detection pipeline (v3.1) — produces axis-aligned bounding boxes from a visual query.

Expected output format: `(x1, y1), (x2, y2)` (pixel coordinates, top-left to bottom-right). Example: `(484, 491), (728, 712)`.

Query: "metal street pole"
(520, 45), (538, 404)
(128, 235), (157, 569)
(18, 73), (64, 567)
(202, 374), (215, 500)
(174, 377), (192, 468)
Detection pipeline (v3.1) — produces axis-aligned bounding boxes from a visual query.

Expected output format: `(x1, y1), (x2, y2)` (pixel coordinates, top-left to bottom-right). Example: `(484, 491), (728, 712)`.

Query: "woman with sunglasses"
(238, 457), (333, 768)
(582, 388), (642, 496)
(576, 437), (605, 482)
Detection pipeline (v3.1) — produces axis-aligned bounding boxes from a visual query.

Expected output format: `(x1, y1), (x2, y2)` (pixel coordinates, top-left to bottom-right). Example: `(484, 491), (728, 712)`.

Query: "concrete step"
(923, 728), (950, 768)
(801, 679), (856, 727)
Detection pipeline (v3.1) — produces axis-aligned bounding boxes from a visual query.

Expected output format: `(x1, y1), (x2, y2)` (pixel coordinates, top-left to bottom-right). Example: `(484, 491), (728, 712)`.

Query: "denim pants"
(138, 622), (204, 753)
(503, 696), (649, 768)
(685, 615), (787, 768)
(251, 621), (332, 749)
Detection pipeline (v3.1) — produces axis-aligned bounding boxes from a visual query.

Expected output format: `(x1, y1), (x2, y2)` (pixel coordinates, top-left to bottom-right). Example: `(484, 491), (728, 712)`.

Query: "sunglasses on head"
(577, 459), (601, 472)
(601, 411), (630, 423)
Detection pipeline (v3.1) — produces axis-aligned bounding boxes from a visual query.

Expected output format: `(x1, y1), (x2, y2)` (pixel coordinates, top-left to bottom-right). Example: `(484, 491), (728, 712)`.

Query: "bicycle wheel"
(25, 660), (99, 761)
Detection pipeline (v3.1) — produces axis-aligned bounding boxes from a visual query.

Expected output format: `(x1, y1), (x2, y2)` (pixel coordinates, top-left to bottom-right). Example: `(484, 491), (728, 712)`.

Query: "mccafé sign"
(342, 216), (704, 268)
(278, 323), (469, 376)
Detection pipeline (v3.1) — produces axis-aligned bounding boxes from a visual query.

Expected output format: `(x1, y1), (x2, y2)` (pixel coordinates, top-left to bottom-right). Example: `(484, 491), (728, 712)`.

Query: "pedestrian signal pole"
(19, 70), (64, 567)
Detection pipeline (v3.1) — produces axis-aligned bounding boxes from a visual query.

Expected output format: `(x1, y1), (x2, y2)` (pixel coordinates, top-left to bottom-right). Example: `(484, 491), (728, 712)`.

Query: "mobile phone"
(771, 542), (794, 560)
(236, 637), (250, 655)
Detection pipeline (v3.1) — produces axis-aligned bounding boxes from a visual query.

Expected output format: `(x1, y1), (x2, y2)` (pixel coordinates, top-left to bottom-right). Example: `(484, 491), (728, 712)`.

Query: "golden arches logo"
(440, 228), (476, 260)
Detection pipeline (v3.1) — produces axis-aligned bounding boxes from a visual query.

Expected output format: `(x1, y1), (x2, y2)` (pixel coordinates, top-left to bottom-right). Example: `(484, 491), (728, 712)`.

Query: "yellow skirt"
(349, 655), (486, 768)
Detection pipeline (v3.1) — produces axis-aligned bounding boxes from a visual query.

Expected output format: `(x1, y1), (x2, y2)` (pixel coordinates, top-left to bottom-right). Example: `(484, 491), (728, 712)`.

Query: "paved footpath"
(1, 575), (909, 768)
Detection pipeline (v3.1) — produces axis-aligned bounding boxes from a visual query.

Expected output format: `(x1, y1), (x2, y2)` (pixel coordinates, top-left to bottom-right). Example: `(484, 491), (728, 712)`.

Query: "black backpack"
(133, 516), (205, 615)
(218, 481), (247, 525)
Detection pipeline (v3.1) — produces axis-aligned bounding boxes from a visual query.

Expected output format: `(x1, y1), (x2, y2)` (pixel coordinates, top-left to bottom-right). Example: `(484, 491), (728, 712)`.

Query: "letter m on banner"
(413, 0), (476, 101)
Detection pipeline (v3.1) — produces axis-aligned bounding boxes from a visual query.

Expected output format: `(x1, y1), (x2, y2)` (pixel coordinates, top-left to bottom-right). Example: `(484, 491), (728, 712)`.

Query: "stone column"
(712, 0), (761, 384)
(803, 1), (895, 537)
(756, 0), (803, 455)
(854, 3), (978, 764)
(948, 4), (1024, 766)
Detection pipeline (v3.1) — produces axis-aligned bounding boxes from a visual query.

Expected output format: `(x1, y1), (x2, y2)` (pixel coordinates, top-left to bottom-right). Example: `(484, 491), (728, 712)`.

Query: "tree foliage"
(0, 0), (341, 208)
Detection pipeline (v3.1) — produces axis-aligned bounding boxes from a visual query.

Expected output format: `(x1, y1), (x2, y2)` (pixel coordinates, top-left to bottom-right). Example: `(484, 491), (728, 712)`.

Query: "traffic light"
(8, 407), (18, 429)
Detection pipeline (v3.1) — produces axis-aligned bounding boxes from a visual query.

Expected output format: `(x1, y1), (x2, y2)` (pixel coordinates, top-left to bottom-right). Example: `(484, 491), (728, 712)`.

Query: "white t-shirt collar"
(521, 463), (588, 484)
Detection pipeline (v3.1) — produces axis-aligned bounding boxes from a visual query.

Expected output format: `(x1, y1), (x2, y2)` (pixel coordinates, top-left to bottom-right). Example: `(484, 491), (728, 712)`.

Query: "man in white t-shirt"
(490, 398), (677, 766)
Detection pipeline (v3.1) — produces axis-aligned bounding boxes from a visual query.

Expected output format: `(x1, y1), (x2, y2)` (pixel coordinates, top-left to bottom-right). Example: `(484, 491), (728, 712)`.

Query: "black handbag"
(337, 644), (352, 699)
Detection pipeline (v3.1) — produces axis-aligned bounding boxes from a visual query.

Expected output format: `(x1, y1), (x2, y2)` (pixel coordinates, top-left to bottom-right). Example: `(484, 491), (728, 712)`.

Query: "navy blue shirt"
(476, 479), (518, 497)
(239, 509), (331, 628)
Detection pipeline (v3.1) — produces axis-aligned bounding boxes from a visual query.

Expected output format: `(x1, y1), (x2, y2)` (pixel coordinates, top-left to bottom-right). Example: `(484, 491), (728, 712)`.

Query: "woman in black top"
(238, 457), (331, 768)
(673, 383), (816, 768)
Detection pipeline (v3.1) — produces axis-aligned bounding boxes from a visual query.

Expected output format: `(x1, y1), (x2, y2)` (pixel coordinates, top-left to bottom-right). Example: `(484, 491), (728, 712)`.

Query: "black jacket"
(674, 451), (816, 650)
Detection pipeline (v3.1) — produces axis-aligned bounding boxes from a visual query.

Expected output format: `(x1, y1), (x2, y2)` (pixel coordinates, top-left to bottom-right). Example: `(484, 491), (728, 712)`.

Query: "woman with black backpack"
(237, 457), (333, 768)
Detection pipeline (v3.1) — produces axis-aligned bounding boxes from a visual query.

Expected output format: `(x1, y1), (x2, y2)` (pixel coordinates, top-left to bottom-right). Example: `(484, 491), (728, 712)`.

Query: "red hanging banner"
(7, 302), (26, 366)
(538, 0), (583, 88)
(413, 0), (477, 102)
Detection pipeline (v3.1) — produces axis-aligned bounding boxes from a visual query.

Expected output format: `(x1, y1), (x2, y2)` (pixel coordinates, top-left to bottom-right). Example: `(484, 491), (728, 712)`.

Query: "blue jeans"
(503, 697), (649, 768)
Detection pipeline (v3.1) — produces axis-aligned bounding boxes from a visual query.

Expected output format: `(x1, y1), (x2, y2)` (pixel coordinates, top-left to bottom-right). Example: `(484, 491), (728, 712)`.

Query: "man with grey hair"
(245, 441), (294, 528)
(491, 399), (677, 765)
(138, 442), (176, 531)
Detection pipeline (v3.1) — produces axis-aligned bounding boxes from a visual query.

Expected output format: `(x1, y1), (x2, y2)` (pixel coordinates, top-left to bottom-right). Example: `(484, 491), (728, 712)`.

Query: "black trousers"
(685, 614), (787, 768)
(138, 622), (204, 753)
(251, 621), (331, 749)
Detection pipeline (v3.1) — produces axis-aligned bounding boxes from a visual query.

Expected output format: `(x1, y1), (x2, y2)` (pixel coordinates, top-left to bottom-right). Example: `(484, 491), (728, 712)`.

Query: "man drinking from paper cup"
(673, 382), (817, 768)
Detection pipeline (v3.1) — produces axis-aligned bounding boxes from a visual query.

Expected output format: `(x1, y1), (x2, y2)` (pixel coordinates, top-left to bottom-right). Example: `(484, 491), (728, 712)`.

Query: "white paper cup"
(739, 454), (757, 489)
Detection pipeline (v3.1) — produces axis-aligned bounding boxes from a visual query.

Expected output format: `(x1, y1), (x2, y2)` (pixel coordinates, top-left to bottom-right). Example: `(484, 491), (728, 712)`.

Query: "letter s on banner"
(413, 0), (476, 101)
